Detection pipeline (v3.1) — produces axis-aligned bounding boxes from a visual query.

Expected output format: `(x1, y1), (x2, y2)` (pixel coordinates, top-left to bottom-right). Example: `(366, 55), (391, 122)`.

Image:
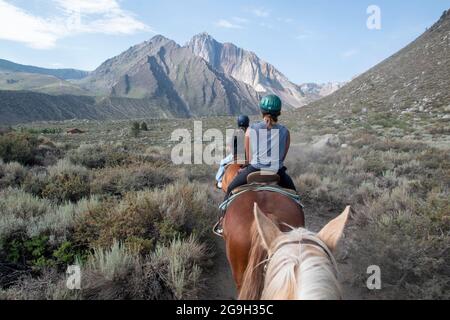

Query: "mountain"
(303, 10), (450, 118)
(0, 90), (179, 125)
(0, 59), (89, 80)
(79, 35), (261, 117)
(0, 72), (90, 96)
(299, 82), (347, 103)
(187, 33), (311, 108)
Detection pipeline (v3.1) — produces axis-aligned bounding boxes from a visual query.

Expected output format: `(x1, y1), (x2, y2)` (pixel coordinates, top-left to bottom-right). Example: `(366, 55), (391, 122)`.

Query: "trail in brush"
(201, 190), (362, 300)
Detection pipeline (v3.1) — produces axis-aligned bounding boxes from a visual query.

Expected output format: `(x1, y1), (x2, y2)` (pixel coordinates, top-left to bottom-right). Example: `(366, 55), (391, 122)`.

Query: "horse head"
(251, 203), (351, 300)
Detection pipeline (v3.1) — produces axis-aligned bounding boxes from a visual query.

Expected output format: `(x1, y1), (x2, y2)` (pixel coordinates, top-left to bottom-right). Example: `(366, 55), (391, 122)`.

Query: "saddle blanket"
(219, 184), (304, 211)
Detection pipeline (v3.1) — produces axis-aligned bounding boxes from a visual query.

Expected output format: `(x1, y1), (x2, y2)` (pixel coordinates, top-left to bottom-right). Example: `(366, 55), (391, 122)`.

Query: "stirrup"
(213, 217), (224, 238)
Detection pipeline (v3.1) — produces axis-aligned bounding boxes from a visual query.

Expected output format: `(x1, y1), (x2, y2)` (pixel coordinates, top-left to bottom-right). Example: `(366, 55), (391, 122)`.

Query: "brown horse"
(221, 163), (242, 193)
(221, 165), (305, 299)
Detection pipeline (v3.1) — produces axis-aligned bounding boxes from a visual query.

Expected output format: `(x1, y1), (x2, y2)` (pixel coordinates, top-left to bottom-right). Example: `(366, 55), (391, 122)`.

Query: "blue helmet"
(237, 115), (250, 128)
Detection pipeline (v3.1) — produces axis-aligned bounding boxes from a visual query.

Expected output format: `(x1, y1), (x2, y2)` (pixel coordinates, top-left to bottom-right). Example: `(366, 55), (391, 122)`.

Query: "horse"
(220, 165), (305, 298)
(220, 163), (242, 193)
(243, 204), (351, 300)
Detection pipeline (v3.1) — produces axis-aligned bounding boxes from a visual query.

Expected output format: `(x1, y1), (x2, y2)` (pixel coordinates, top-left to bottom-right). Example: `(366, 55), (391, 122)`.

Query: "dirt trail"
(200, 236), (236, 300)
(201, 190), (362, 300)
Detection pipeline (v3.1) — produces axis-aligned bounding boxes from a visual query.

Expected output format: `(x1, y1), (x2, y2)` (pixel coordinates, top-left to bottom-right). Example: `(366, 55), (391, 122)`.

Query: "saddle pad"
(232, 184), (298, 197)
(219, 185), (304, 211)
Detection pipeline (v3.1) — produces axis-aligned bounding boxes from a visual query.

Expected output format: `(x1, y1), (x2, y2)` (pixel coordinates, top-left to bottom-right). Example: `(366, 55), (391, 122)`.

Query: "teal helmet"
(259, 94), (282, 114)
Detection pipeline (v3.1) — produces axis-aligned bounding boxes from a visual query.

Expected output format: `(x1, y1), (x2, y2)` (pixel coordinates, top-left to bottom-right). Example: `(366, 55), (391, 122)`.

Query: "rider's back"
(249, 121), (289, 171)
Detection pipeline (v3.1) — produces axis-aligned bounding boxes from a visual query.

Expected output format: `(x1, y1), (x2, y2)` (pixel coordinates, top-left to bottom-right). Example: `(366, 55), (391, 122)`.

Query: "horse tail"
(238, 220), (268, 300)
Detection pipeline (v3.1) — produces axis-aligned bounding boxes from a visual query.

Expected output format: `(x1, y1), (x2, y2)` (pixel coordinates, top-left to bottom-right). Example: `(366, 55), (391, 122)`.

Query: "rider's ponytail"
(263, 113), (279, 129)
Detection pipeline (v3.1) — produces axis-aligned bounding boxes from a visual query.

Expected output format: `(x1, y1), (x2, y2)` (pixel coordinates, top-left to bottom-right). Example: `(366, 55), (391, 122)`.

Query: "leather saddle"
(247, 171), (280, 185)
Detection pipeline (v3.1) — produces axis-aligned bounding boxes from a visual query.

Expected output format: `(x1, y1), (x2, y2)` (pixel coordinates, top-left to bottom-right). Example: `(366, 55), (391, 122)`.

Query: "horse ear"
(254, 203), (282, 251)
(317, 206), (351, 252)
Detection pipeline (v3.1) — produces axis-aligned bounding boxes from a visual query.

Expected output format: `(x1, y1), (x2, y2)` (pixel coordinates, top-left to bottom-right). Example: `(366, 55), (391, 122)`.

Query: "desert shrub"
(42, 159), (91, 203)
(0, 189), (98, 268)
(417, 148), (450, 171)
(182, 165), (217, 182)
(348, 187), (450, 300)
(91, 163), (174, 196)
(294, 174), (348, 207)
(351, 181), (382, 204)
(0, 133), (40, 165)
(80, 236), (207, 300)
(350, 133), (379, 148)
(68, 144), (129, 169)
(2, 234), (87, 269)
(373, 139), (426, 153)
(362, 153), (393, 177)
(131, 122), (141, 138)
(149, 236), (206, 300)
(0, 188), (52, 240)
(22, 168), (49, 197)
(0, 161), (27, 189)
(0, 269), (78, 300)
(75, 182), (218, 249)
(81, 241), (142, 300)
(141, 122), (148, 131)
(86, 241), (137, 281)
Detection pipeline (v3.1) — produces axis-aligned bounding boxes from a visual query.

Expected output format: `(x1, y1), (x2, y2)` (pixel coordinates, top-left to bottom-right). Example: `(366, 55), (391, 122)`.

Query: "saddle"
(231, 171), (295, 196)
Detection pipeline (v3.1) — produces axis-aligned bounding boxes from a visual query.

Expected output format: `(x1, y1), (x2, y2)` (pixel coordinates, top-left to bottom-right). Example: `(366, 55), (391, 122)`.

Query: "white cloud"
(295, 29), (313, 40)
(0, 0), (151, 49)
(341, 49), (359, 58)
(277, 17), (295, 24)
(215, 19), (243, 29)
(54, 0), (120, 14)
(252, 8), (270, 18)
(231, 17), (249, 24)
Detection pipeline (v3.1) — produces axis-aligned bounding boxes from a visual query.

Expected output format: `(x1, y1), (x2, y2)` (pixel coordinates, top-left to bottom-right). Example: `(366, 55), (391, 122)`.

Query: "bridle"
(260, 234), (339, 277)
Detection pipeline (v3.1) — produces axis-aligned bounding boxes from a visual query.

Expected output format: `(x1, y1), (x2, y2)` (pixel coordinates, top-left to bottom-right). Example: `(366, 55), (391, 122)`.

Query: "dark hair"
(262, 112), (280, 123)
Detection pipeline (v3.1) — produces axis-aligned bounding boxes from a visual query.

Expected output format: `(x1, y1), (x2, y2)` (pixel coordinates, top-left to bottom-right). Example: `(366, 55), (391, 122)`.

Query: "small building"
(0, 127), (12, 135)
(66, 128), (85, 135)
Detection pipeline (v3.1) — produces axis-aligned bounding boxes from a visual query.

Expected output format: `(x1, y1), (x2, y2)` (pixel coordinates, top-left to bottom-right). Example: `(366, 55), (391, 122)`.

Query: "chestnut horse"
(220, 164), (305, 299)
(246, 204), (351, 300)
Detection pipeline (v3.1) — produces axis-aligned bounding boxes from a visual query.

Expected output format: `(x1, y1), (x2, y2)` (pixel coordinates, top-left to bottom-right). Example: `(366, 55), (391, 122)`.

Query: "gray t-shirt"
(249, 121), (289, 171)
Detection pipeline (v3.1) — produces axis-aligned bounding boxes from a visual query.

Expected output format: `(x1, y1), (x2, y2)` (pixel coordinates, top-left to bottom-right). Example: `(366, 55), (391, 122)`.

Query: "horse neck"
(261, 232), (342, 300)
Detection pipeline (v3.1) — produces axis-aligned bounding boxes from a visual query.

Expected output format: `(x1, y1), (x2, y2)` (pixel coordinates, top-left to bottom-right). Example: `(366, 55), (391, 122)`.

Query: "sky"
(0, 0), (449, 83)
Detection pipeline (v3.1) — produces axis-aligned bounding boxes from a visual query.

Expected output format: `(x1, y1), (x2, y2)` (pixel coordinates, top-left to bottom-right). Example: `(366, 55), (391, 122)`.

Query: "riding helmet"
(259, 95), (282, 114)
(237, 115), (250, 128)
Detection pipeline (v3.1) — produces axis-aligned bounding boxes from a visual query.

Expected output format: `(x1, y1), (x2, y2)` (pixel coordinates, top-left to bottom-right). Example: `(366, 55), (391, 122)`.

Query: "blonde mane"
(240, 226), (342, 300)
(261, 228), (342, 300)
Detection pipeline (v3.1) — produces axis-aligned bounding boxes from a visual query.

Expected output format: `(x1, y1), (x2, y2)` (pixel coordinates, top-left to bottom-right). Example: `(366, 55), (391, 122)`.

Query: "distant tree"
(131, 121), (140, 137)
(141, 122), (148, 131)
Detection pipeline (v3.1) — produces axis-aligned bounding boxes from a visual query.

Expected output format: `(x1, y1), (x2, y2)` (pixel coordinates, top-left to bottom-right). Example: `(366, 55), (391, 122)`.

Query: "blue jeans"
(215, 154), (234, 184)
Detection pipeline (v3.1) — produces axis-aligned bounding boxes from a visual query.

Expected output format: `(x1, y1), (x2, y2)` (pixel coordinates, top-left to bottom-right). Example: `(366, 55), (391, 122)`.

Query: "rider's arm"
(245, 128), (251, 165)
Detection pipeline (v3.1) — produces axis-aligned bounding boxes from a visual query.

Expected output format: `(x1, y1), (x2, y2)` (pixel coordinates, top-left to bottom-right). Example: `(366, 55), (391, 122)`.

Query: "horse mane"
(238, 220), (269, 300)
(262, 229), (343, 300)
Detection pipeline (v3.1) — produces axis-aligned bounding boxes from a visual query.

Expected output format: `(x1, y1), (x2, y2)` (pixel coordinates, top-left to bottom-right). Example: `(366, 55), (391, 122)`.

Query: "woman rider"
(225, 94), (296, 200)
(215, 115), (250, 189)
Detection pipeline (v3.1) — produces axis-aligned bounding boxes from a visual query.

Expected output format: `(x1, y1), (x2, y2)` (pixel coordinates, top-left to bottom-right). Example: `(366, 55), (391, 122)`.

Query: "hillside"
(0, 72), (90, 96)
(0, 90), (180, 125)
(0, 59), (89, 80)
(302, 10), (450, 121)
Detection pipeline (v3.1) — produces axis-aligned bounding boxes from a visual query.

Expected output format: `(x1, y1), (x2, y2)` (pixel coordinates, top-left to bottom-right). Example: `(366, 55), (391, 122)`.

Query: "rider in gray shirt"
(225, 95), (296, 200)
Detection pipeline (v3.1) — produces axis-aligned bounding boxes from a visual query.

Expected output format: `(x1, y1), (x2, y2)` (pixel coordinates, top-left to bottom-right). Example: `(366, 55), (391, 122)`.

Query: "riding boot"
(213, 209), (226, 237)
